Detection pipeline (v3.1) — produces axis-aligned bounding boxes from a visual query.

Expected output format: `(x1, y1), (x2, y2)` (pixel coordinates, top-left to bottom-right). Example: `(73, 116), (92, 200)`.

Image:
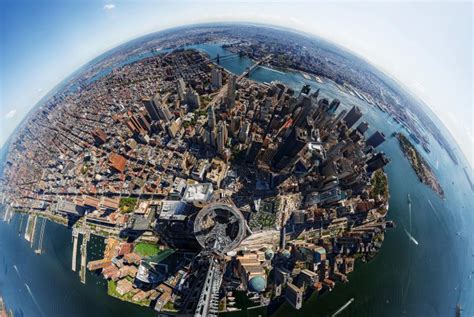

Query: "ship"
(407, 194), (411, 204)
(455, 304), (462, 317)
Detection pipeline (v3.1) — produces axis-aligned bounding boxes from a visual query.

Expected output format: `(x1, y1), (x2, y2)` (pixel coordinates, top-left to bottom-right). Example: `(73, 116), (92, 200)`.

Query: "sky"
(0, 0), (472, 166)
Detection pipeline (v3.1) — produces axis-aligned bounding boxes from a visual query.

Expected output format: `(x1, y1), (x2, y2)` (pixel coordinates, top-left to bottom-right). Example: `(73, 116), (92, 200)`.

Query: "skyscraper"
(217, 121), (228, 154)
(211, 68), (222, 89)
(177, 78), (186, 101)
(245, 134), (263, 164)
(208, 105), (216, 129)
(343, 106), (362, 129)
(227, 74), (236, 108)
(366, 152), (390, 172)
(185, 89), (201, 109)
(272, 128), (308, 170)
(152, 94), (173, 123)
(366, 131), (386, 148)
(356, 121), (369, 134)
(143, 97), (160, 121)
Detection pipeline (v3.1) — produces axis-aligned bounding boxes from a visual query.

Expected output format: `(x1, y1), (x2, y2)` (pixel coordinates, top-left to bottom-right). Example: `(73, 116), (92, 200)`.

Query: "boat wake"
(332, 298), (355, 316)
(258, 65), (284, 74)
(25, 283), (44, 317)
(13, 264), (21, 278)
(408, 202), (412, 231)
(404, 228), (419, 246)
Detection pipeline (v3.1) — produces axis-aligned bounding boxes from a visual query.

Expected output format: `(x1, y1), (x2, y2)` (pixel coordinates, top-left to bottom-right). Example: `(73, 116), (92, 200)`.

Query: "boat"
(456, 304), (462, 317)
(407, 194), (412, 204)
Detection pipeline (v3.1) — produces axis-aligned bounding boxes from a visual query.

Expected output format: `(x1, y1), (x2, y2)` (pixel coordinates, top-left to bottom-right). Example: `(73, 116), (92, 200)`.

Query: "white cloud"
(103, 4), (115, 11)
(5, 110), (17, 119)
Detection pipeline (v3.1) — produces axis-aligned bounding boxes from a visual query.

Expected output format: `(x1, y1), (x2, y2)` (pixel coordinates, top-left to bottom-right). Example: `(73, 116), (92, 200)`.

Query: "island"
(0, 26), (396, 316)
(397, 133), (444, 198)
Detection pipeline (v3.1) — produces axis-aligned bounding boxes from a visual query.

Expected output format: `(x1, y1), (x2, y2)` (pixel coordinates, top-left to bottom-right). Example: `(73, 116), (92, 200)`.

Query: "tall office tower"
(310, 88), (320, 101)
(366, 152), (390, 172)
(217, 121), (228, 154)
(272, 128), (308, 170)
(299, 84), (311, 96)
(152, 94), (173, 123)
(349, 121), (369, 139)
(211, 68), (222, 89)
(294, 96), (315, 128)
(248, 95), (255, 110)
(143, 97), (160, 121)
(227, 74), (236, 108)
(238, 121), (250, 143)
(366, 131), (386, 148)
(328, 99), (340, 114)
(331, 109), (347, 128)
(230, 116), (241, 135)
(343, 106), (362, 129)
(177, 78), (186, 101)
(207, 105), (216, 129)
(185, 89), (201, 109)
(136, 113), (151, 132)
(356, 121), (369, 134)
(245, 134), (263, 164)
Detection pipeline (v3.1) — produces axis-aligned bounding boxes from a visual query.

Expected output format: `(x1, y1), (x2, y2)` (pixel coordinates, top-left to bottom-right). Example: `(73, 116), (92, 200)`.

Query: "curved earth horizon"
(0, 22), (472, 317)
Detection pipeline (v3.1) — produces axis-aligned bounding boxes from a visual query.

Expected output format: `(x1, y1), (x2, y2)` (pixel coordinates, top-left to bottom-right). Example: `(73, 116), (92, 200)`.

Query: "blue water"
(1, 43), (473, 317)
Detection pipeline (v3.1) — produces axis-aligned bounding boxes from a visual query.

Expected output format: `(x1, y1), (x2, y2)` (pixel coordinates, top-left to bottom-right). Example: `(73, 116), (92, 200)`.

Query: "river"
(1, 43), (473, 317)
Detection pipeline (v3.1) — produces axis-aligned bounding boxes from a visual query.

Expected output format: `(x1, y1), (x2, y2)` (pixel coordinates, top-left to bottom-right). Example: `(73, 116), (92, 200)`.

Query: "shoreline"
(396, 133), (444, 198)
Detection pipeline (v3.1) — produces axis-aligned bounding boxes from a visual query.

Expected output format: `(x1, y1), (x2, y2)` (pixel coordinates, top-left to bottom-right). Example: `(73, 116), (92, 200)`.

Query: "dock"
(72, 229), (78, 271)
(72, 225), (91, 283)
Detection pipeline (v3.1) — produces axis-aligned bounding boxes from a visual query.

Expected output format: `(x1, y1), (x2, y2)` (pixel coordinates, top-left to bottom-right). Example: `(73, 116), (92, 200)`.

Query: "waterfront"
(0, 216), (154, 317)
(1, 43), (473, 317)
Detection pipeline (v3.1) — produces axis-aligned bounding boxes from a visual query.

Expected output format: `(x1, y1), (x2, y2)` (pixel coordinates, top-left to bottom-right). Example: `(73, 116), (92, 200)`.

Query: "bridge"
(207, 54), (273, 108)
(210, 53), (241, 63)
(237, 54), (272, 81)
(194, 254), (225, 317)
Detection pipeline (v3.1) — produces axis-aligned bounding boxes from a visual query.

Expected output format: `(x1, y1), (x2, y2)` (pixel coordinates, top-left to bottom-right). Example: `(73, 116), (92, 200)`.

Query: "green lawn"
(119, 197), (138, 213)
(134, 242), (160, 257)
(107, 280), (150, 307)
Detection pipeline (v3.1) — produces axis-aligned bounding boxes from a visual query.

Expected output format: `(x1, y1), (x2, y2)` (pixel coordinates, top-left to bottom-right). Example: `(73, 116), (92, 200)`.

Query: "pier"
(72, 229), (78, 271)
(72, 224), (91, 283)
(34, 218), (47, 255)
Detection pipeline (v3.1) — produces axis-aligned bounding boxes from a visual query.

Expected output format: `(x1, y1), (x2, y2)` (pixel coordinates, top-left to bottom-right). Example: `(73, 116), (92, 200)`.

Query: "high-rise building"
(151, 94), (173, 123)
(343, 106), (362, 128)
(238, 121), (250, 143)
(366, 152), (390, 172)
(366, 131), (386, 148)
(328, 99), (340, 114)
(217, 121), (228, 154)
(207, 106), (216, 129)
(272, 128), (308, 170)
(177, 78), (186, 101)
(211, 68), (222, 89)
(299, 84), (311, 96)
(185, 89), (201, 109)
(294, 96), (315, 128)
(143, 97), (160, 121)
(227, 75), (236, 108)
(245, 134), (263, 164)
(356, 121), (369, 134)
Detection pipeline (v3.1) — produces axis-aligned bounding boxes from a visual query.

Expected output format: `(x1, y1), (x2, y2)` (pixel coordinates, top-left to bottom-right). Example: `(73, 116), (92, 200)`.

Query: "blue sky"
(0, 0), (472, 166)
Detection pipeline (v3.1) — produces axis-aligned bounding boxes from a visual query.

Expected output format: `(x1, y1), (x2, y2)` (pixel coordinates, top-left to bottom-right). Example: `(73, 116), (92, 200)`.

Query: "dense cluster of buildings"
(0, 41), (391, 315)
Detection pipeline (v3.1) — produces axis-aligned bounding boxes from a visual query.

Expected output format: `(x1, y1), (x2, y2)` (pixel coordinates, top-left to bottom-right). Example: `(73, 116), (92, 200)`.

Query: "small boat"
(407, 194), (412, 204)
